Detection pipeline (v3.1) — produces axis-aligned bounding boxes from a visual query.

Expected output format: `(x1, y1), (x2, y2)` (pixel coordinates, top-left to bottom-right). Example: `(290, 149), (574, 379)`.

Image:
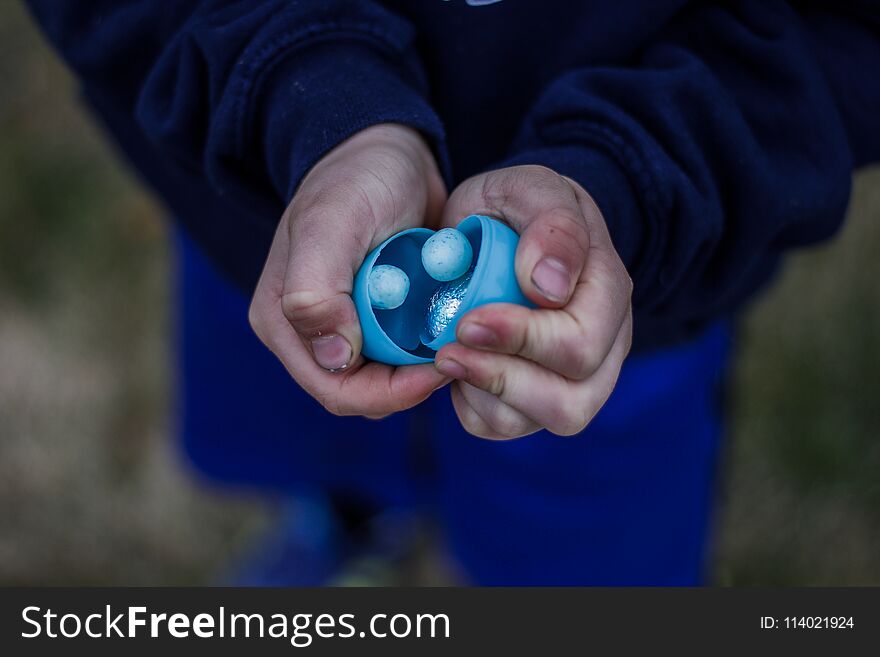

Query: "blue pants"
(177, 231), (732, 585)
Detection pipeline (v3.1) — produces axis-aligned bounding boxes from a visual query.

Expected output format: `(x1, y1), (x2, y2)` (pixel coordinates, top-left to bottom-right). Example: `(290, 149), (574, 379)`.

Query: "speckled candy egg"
(368, 264), (410, 310)
(421, 228), (473, 282)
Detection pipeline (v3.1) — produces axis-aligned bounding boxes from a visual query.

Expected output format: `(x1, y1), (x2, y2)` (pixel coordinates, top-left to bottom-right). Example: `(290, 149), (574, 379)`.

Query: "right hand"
(249, 124), (449, 417)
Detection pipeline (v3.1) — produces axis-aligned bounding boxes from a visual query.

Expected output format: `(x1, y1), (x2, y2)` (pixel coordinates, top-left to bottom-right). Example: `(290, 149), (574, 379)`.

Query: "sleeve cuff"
(258, 42), (450, 203)
(497, 145), (646, 273)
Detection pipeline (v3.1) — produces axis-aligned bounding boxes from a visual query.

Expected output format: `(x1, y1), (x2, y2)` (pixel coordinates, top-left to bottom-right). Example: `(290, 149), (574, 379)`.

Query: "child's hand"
(435, 166), (633, 439)
(249, 124), (449, 417)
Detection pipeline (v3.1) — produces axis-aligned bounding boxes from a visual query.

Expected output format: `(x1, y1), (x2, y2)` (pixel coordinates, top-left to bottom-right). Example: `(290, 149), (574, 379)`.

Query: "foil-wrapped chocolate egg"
(368, 264), (410, 310)
(421, 228), (473, 282)
(424, 271), (472, 340)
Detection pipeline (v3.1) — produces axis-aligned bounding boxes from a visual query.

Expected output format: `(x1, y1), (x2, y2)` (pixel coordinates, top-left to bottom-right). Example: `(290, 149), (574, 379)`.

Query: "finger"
(449, 382), (504, 439)
(442, 166), (590, 307)
(250, 220), (449, 416)
(249, 212), (293, 348)
(329, 361), (450, 416)
(281, 185), (376, 372)
(455, 256), (630, 381)
(257, 288), (448, 415)
(437, 342), (586, 435)
(436, 311), (631, 436)
(450, 382), (539, 440)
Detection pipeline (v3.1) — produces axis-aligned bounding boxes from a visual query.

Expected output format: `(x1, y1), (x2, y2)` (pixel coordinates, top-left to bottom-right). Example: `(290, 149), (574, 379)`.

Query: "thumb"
(443, 166), (591, 308)
(513, 180), (591, 308)
(281, 200), (366, 372)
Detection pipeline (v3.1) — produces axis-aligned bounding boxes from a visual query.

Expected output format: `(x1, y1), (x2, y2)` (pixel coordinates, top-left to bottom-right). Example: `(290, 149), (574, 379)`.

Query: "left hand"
(434, 166), (633, 439)
(248, 124), (449, 419)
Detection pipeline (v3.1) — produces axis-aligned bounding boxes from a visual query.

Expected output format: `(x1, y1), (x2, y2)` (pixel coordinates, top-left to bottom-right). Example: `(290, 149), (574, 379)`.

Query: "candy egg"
(424, 271), (472, 340)
(368, 264), (410, 310)
(421, 228), (473, 282)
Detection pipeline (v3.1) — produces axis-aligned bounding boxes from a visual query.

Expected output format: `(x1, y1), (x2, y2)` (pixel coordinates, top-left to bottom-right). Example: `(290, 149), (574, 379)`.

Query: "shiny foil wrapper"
(424, 271), (472, 340)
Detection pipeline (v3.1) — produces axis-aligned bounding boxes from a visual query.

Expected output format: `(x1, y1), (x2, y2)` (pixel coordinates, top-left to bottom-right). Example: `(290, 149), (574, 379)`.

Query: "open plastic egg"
(352, 215), (532, 366)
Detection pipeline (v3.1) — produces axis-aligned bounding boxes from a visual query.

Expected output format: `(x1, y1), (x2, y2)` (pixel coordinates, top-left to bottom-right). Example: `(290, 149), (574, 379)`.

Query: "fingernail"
(435, 358), (467, 379)
(311, 335), (352, 372)
(458, 322), (497, 348)
(531, 257), (571, 302)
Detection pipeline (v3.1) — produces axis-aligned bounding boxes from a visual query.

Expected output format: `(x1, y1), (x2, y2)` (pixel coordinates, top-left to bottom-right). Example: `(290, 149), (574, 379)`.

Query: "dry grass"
(0, 3), (270, 585)
(715, 171), (880, 585)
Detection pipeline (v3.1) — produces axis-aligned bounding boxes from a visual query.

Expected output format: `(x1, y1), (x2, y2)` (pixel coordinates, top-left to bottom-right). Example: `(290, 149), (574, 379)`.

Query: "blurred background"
(1, 3), (878, 586)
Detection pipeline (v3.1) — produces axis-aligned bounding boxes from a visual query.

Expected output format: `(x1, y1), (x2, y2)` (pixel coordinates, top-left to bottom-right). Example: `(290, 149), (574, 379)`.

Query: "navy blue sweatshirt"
(25, 0), (880, 350)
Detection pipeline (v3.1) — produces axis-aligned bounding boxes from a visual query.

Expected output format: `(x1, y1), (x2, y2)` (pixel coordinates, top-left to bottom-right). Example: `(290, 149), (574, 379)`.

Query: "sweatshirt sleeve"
(496, 1), (880, 347)
(24, 0), (449, 207)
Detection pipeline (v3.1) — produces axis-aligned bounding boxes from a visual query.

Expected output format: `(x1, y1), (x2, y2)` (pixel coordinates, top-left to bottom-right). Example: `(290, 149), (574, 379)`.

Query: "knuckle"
(480, 169), (514, 212)
(522, 165), (577, 200)
(457, 410), (488, 438)
(512, 313), (532, 356)
(511, 164), (562, 190)
(318, 393), (347, 417)
(461, 417), (486, 438)
(614, 262), (634, 301)
(575, 349), (603, 380)
(453, 387), (500, 439)
(552, 407), (590, 437)
(471, 427), (501, 440)
(247, 298), (265, 339)
(563, 333), (602, 380)
(484, 166), (560, 209)
(314, 390), (339, 415)
(487, 406), (526, 439)
(280, 290), (327, 327)
(480, 167), (550, 212)
(623, 323), (634, 356)
(554, 418), (588, 437)
(525, 164), (563, 181)
(484, 370), (506, 398)
(623, 268), (635, 296)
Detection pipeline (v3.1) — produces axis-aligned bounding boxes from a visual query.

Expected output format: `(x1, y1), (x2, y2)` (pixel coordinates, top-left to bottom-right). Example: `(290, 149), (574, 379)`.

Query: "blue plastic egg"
(421, 228), (473, 282)
(352, 216), (532, 366)
(368, 264), (410, 310)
